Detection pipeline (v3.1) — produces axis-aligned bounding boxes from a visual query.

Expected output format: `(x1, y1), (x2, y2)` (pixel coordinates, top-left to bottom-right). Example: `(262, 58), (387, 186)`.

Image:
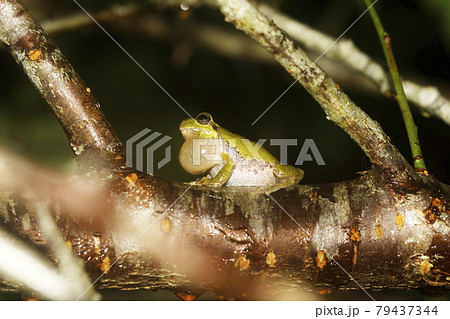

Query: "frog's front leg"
(197, 153), (235, 187)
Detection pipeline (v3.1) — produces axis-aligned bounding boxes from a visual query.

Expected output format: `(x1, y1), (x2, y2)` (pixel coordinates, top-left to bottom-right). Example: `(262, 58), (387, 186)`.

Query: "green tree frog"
(179, 112), (304, 192)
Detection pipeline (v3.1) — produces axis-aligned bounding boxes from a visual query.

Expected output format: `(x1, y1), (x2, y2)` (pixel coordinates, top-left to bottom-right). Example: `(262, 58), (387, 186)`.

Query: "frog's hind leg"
(267, 164), (304, 193)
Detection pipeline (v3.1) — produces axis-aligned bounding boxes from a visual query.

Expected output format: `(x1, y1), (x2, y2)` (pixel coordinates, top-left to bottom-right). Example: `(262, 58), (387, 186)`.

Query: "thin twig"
(42, 2), (142, 33)
(364, 0), (426, 171)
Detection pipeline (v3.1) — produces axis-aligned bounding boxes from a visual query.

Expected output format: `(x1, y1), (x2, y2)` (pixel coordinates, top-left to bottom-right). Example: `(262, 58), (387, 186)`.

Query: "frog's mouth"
(180, 127), (202, 132)
(180, 127), (218, 138)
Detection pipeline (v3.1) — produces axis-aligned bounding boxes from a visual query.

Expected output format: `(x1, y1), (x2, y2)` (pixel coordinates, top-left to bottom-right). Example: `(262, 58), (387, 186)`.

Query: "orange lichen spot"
(319, 288), (332, 295)
(160, 217), (173, 233)
(316, 250), (327, 271)
(177, 292), (196, 301)
(27, 49), (42, 61)
(308, 189), (318, 204)
(350, 226), (361, 243)
(235, 255), (250, 271)
(415, 168), (429, 175)
(126, 173), (138, 184)
(335, 83), (341, 90)
(65, 240), (72, 250)
(349, 226), (361, 271)
(432, 198), (443, 211)
(419, 260), (433, 276)
(375, 222), (383, 239)
(100, 255), (111, 274)
(86, 87), (91, 93)
(352, 245), (358, 272)
(395, 213), (404, 231)
(266, 251), (277, 268)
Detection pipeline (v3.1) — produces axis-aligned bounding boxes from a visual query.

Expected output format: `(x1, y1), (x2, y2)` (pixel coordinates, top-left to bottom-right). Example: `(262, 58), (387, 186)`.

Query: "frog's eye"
(196, 112), (212, 125)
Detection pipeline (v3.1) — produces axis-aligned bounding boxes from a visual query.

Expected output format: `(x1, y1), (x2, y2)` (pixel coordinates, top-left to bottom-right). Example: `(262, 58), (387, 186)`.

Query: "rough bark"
(1, 167), (449, 299)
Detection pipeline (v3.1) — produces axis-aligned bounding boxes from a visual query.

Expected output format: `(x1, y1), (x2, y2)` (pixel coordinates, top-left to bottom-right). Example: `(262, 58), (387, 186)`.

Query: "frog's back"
(219, 127), (280, 164)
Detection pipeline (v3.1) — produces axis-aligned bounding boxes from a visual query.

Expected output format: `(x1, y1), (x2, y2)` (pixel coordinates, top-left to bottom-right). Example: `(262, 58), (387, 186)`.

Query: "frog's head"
(179, 112), (222, 174)
(179, 112), (220, 140)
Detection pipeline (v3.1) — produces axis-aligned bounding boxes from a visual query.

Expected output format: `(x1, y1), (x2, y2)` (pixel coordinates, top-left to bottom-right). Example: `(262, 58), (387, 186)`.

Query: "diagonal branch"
(215, 0), (422, 188)
(0, 0), (125, 167)
(256, 3), (450, 127)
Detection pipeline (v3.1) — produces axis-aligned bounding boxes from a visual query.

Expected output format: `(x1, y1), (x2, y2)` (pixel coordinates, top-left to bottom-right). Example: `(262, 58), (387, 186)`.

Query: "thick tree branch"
(0, 0), (124, 166)
(0, 157), (449, 298)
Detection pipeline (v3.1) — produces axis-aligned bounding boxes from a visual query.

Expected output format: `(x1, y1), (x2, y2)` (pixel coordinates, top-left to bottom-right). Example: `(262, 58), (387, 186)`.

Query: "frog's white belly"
(208, 141), (278, 187)
(225, 162), (278, 186)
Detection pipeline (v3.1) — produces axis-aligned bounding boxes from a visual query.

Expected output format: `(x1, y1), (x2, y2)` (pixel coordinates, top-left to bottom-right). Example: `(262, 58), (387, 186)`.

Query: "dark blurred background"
(0, 0), (449, 300)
